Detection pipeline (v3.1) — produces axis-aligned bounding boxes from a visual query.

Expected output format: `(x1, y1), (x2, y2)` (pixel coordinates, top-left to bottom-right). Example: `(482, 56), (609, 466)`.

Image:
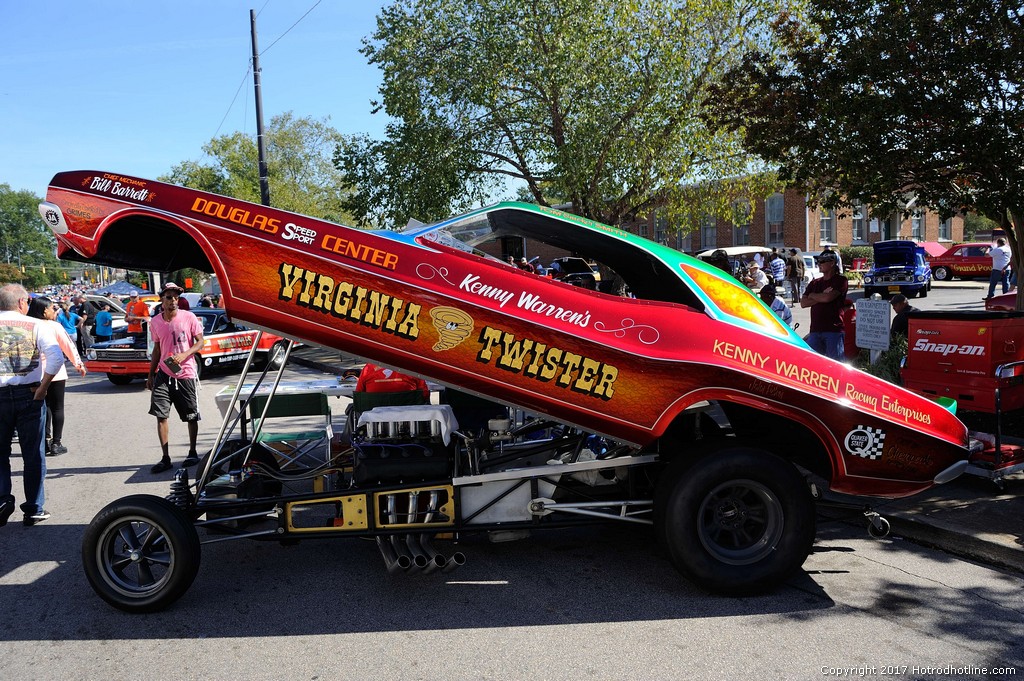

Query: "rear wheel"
(661, 448), (815, 595)
(82, 495), (200, 613)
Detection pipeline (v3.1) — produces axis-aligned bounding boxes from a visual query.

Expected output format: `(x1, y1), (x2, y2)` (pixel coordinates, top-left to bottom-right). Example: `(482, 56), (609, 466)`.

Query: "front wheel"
(265, 340), (289, 370)
(82, 494), (201, 613)
(106, 373), (135, 386)
(933, 266), (949, 281)
(661, 448), (815, 595)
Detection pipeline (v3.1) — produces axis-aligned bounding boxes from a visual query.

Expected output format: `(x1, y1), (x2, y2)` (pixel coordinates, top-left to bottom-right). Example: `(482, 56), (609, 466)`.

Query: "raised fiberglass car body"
(862, 240), (932, 299)
(39, 171), (971, 612)
(86, 307), (289, 384)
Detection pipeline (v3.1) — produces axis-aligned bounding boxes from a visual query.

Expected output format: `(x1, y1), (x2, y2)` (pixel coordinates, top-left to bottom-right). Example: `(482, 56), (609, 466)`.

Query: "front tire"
(82, 494), (201, 613)
(266, 341), (289, 370)
(933, 266), (949, 281)
(106, 373), (135, 386)
(661, 448), (815, 595)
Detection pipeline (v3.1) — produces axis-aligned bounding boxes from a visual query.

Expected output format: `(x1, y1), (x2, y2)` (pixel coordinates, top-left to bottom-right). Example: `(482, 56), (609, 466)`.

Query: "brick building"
(628, 188), (964, 253)
(480, 189), (964, 265)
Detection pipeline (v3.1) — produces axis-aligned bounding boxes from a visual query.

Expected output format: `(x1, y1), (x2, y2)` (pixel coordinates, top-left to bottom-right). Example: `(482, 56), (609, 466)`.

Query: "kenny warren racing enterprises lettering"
(476, 326), (617, 400)
(712, 339), (932, 424)
(191, 197), (279, 234)
(86, 175), (154, 202)
(278, 263), (419, 340)
(321, 235), (398, 271)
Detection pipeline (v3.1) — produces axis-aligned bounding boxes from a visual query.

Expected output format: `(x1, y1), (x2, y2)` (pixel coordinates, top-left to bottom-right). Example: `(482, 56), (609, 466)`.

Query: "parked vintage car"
(39, 171), (974, 612)
(861, 240), (932, 299)
(85, 308), (290, 384)
(928, 242), (992, 281)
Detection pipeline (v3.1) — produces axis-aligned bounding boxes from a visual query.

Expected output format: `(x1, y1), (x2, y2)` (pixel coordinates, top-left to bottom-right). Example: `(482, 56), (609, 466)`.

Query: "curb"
(885, 511), (1024, 574)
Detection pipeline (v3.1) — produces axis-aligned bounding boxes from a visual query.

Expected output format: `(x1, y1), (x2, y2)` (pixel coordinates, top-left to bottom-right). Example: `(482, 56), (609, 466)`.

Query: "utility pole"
(250, 9), (271, 207)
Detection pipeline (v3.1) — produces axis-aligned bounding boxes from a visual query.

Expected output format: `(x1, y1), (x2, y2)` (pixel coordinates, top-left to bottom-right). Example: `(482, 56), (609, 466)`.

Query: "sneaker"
(150, 459), (173, 474)
(0, 495), (15, 527)
(50, 442), (67, 455)
(23, 510), (50, 526)
(182, 451), (200, 467)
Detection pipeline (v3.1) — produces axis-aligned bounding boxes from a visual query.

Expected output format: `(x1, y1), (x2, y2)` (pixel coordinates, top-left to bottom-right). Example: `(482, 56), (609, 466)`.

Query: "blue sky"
(1, 1), (389, 195)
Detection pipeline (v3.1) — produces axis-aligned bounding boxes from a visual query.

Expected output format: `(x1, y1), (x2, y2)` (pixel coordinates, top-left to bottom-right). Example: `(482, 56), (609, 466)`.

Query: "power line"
(260, 0), (323, 56)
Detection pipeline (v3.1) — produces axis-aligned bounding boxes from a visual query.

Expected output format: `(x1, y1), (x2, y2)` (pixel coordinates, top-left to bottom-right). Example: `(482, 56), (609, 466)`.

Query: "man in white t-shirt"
(987, 238), (1012, 299)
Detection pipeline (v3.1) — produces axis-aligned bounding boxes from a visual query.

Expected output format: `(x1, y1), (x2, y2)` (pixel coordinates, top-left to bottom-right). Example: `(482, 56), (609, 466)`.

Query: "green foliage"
(0, 184), (62, 287)
(855, 335), (908, 386)
(964, 213), (999, 241)
(162, 112), (356, 224)
(339, 0), (801, 229)
(708, 0), (1024, 309)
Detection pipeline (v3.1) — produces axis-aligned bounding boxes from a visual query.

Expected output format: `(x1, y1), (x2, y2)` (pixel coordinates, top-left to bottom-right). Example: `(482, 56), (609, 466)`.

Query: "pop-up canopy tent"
(92, 280), (150, 296)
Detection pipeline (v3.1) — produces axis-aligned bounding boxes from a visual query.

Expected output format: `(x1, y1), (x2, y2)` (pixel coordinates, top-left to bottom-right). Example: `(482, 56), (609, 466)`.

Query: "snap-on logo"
(282, 222), (317, 244)
(913, 339), (985, 356)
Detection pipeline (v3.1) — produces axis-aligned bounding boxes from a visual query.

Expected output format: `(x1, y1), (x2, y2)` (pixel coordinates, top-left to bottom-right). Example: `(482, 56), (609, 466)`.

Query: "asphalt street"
(1, 278), (1022, 680)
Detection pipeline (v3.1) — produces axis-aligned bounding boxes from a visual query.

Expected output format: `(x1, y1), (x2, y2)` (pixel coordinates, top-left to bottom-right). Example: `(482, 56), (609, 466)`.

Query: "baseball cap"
(161, 282), (185, 295)
(747, 261), (760, 269)
(129, 290), (138, 296)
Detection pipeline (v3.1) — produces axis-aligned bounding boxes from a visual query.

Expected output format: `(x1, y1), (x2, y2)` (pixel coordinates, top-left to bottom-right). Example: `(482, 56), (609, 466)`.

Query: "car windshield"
(414, 204), (799, 341)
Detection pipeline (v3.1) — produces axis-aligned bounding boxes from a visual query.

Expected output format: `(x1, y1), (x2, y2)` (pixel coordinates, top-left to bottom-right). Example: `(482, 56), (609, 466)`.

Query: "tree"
(162, 112), (356, 224)
(0, 184), (61, 287)
(337, 0), (799, 229)
(708, 0), (1024, 308)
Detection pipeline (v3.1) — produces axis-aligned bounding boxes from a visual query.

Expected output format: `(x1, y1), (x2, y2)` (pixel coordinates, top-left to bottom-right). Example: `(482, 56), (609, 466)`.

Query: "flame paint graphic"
(429, 306), (474, 351)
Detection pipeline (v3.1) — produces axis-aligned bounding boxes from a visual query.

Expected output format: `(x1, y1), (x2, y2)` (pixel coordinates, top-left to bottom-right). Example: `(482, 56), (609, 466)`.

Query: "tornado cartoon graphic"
(430, 306), (474, 351)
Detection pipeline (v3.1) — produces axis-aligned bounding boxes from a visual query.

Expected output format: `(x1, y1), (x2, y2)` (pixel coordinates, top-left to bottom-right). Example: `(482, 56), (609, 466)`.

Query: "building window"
(766, 194), (784, 245)
(819, 208), (835, 244)
(911, 211), (924, 240)
(852, 202), (866, 242)
(939, 217), (952, 241)
(654, 211), (668, 244)
(700, 216), (717, 250)
(637, 220), (649, 239)
(732, 200), (751, 246)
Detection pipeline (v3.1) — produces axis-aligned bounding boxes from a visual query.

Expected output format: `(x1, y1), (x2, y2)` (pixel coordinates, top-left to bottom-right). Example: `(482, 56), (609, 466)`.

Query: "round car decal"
(845, 426), (886, 460)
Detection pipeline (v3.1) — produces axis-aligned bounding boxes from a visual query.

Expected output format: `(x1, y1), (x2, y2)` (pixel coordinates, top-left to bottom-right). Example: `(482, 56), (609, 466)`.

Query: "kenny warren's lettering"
(279, 263), (420, 340)
(321, 234), (398, 271)
(88, 176), (153, 202)
(191, 197), (280, 234)
(456, 274), (591, 326)
(476, 326), (617, 400)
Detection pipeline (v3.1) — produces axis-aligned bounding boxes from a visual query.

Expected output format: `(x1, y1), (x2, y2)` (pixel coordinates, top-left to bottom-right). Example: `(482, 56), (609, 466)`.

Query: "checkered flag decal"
(851, 426), (886, 460)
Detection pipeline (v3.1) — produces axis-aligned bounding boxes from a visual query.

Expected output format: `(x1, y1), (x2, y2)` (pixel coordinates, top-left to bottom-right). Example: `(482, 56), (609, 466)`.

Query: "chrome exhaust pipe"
(386, 494), (418, 573)
(418, 534), (447, 574)
(417, 490), (445, 574)
(391, 534), (419, 574)
(405, 533), (430, 571)
(441, 550), (467, 573)
(376, 536), (409, 574)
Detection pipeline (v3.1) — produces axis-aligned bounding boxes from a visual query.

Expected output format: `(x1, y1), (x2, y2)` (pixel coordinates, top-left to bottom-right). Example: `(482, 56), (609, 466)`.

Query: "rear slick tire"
(662, 448), (815, 595)
(82, 494), (201, 613)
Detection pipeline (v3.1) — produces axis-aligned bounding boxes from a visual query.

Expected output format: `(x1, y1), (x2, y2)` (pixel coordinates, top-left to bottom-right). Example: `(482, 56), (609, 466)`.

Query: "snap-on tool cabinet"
(901, 310), (1024, 414)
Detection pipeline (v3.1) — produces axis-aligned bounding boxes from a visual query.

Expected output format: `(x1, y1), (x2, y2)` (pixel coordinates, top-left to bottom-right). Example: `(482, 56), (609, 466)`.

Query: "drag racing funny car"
(85, 307), (291, 384)
(39, 171), (974, 612)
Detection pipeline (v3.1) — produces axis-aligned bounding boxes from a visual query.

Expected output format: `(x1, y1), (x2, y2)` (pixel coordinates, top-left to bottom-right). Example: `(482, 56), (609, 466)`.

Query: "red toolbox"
(901, 310), (1024, 413)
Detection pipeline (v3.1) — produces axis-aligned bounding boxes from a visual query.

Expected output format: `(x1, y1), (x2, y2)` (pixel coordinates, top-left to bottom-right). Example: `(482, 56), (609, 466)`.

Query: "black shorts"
(149, 372), (201, 422)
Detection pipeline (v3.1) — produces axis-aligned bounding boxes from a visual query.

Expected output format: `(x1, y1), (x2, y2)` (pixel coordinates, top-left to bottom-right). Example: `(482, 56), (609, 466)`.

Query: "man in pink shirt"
(146, 282), (205, 474)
